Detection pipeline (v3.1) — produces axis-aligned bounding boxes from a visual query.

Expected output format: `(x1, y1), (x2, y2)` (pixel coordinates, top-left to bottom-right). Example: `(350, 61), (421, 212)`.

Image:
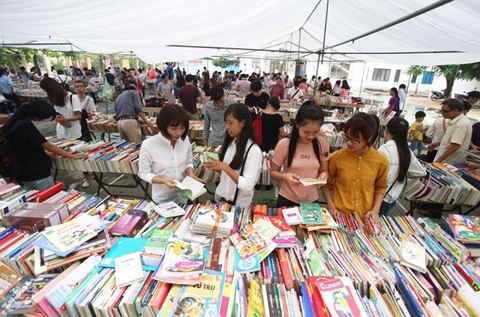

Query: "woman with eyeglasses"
(378, 117), (426, 215)
(323, 113), (389, 225)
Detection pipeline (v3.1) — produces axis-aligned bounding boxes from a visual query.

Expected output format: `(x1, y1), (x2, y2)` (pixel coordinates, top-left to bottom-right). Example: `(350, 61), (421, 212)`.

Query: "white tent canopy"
(1, 0), (479, 65)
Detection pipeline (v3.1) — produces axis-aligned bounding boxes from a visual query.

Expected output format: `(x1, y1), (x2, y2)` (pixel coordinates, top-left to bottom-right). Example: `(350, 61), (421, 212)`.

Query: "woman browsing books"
(270, 102), (330, 207)
(378, 117), (426, 215)
(138, 104), (203, 204)
(323, 113), (389, 225)
(40, 77), (82, 140)
(0, 101), (87, 190)
(203, 103), (263, 207)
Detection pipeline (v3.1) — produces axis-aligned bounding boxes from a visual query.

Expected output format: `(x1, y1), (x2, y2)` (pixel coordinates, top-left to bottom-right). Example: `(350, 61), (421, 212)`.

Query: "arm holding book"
(43, 141), (88, 160)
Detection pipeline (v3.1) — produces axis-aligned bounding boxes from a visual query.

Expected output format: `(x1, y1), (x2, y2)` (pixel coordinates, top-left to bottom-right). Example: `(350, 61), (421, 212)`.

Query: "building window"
(421, 71), (434, 85)
(372, 68), (391, 82)
(393, 69), (401, 82)
(411, 75), (417, 84)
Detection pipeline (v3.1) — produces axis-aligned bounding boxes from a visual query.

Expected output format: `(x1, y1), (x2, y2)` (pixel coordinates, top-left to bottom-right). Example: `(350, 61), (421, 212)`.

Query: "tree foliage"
(212, 58), (239, 68)
(434, 62), (480, 98)
(406, 65), (426, 76)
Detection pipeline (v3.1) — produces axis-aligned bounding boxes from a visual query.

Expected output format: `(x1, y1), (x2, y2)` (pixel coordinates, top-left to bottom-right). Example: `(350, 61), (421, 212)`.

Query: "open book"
(175, 176), (207, 200)
(299, 177), (327, 186)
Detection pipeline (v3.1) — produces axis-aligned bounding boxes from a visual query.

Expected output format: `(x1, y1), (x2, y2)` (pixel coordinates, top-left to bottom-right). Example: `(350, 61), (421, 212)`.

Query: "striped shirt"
(203, 98), (235, 147)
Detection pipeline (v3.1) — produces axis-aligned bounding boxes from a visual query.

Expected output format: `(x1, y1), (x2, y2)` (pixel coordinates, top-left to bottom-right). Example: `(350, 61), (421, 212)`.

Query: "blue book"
(98, 237), (156, 271)
(300, 282), (315, 317)
(394, 266), (424, 317)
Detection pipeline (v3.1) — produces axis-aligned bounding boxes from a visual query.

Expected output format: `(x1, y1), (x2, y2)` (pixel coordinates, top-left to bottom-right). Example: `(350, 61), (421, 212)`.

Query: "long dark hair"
(287, 101), (325, 167)
(341, 80), (350, 90)
(220, 103), (255, 170)
(386, 117), (410, 182)
(0, 100), (56, 137)
(40, 77), (67, 106)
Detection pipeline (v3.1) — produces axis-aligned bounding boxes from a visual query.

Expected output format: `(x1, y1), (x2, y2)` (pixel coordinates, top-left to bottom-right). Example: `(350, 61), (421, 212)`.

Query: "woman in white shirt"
(40, 77), (82, 139)
(378, 117), (426, 215)
(138, 104), (201, 204)
(204, 103), (263, 207)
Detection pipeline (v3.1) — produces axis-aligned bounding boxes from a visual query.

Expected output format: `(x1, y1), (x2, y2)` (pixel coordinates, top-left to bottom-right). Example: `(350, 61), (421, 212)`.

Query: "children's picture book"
(400, 239), (427, 273)
(144, 228), (173, 255)
(153, 239), (205, 285)
(300, 202), (324, 225)
(167, 270), (225, 317)
(154, 201), (186, 218)
(252, 218), (281, 240)
(281, 207), (303, 225)
(312, 276), (368, 317)
(175, 176), (207, 200)
(41, 218), (97, 254)
(229, 224), (269, 260)
(446, 214), (480, 244)
(99, 237), (156, 271)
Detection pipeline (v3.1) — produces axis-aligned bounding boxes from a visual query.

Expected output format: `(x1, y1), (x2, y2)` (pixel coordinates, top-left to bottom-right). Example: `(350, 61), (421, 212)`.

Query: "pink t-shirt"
(272, 136), (330, 203)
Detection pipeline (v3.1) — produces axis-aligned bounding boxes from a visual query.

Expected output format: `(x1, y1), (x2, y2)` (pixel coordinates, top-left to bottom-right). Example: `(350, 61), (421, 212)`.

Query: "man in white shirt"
(425, 116), (448, 162)
(434, 99), (472, 164)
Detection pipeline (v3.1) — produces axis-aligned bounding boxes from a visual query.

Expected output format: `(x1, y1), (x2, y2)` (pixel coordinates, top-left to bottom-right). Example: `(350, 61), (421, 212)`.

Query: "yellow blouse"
(325, 147), (389, 217)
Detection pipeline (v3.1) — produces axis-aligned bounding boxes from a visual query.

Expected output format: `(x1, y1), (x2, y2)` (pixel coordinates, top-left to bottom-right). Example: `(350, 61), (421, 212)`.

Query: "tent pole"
(320, 0), (330, 64)
(314, 52), (321, 89)
(323, 0), (453, 51)
(359, 61), (366, 97)
(298, 28), (302, 62)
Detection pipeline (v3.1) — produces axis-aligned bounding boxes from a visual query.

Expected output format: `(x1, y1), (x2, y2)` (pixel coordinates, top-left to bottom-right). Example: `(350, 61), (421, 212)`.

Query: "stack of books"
(405, 162), (480, 206)
(190, 203), (235, 237)
(50, 138), (141, 174)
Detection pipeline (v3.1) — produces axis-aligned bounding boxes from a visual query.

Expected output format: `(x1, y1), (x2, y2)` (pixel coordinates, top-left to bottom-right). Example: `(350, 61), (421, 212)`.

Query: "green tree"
(212, 58), (239, 68)
(406, 65), (426, 95)
(434, 62), (480, 98)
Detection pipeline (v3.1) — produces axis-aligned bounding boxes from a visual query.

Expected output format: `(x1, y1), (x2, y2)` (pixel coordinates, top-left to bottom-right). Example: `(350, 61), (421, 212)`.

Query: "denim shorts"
(22, 176), (55, 190)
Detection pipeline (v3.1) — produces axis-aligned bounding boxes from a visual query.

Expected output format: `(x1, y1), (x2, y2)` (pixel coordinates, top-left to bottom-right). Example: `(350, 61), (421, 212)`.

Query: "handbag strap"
(232, 142), (255, 205)
(385, 174), (400, 197)
(291, 89), (300, 99)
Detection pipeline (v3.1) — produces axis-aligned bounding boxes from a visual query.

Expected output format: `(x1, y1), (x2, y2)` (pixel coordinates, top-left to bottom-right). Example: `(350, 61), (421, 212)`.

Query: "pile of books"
(2, 178), (480, 316)
(50, 138), (141, 174)
(405, 162), (480, 206)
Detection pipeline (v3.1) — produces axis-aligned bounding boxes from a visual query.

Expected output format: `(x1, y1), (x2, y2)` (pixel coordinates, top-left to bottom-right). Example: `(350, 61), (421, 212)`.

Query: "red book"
(209, 237), (222, 271)
(306, 277), (330, 317)
(149, 282), (172, 311)
(35, 182), (64, 202)
(276, 249), (294, 289)
(0, 231), (26, 253)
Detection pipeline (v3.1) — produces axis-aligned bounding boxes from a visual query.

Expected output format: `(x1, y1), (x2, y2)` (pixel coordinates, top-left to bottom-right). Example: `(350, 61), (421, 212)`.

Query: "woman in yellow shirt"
(323, 113), (389, 225)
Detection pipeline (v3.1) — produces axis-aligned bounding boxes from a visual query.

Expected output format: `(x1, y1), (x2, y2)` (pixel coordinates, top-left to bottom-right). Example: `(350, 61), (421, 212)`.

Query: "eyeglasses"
(343, 135), (362, 145)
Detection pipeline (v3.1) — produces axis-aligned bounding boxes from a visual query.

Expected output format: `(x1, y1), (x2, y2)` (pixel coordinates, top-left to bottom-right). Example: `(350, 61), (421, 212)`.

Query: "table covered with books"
(1, 174), (480, 316)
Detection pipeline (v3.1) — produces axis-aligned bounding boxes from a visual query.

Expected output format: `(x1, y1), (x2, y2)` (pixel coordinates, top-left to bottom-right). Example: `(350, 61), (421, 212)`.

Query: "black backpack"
(0, 121), (24, 178)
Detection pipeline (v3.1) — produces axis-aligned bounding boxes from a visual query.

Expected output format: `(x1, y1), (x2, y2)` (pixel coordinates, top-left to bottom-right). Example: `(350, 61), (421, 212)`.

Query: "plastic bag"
(102, 76), (113, 101)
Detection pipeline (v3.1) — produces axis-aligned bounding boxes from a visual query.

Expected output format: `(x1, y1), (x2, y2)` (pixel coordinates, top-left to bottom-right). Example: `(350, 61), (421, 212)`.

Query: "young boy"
(409, 111), (426, 156)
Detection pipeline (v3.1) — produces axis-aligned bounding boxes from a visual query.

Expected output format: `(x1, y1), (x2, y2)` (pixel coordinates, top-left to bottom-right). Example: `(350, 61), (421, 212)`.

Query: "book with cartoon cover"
(153, 239), (206, 285)
(168, 270), (225, 317)
(229, 224), (269, 260)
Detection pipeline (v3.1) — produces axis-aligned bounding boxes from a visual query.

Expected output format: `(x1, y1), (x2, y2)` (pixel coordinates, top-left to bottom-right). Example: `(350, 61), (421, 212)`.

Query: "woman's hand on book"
(365, 210), (380, 227)
(161, 178), (177, 188)
(70, 153), (89, 160)
(283, 173), (300, 186)
(203, 160), (226, 171)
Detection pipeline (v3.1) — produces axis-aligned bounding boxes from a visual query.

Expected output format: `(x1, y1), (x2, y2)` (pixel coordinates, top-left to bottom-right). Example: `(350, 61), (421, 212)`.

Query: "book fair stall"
(2, 0), (480, 316)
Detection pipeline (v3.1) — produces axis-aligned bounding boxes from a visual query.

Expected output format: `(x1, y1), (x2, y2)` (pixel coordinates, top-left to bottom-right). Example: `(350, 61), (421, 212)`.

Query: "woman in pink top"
(270, 77), (285, 99)
(271, 102), (329, 207)
(339, 79), (350, 100)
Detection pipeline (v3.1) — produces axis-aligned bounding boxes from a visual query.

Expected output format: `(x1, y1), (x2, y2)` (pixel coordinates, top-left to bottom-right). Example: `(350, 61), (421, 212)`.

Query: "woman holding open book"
(271, 102), (330, 207)
(138, 104), (202, 204)
(203, 103), (263, 207)
(323, 113), (389, 225)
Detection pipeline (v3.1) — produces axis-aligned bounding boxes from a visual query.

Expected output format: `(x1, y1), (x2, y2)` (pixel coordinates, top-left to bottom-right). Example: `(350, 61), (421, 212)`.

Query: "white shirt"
(215, 139), (263, 208)
(54, 92), (82, 139)
(398, 89), (407, 110)
(138, 133), (193, 204)
(288, 86), (304, 101)
(426, 117), (448, 150)
(434, 114), (472, 164)
(378, 140), (426, 203)
(74, 94), (96, 112)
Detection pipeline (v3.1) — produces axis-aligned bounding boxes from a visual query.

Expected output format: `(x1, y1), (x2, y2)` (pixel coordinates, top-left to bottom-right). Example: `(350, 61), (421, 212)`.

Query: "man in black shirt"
(244, 81), (269, 110)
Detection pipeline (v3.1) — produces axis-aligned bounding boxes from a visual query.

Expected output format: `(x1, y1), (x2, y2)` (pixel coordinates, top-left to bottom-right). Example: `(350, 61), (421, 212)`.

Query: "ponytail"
(386, 117), (410, 182)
